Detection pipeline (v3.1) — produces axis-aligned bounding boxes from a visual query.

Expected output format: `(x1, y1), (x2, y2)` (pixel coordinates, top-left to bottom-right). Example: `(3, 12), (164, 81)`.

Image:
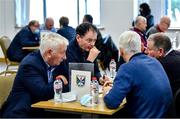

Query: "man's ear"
(46, 48), (53, 58)
(158, 48), (165, 57)
(76, 34), (81, 43)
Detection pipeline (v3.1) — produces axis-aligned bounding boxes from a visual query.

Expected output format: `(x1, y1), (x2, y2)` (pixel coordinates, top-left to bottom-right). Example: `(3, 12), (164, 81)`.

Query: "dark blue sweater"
(104, 53), (173, 118)
(7, 26), (39, 62)
(57, 26), (76, 42)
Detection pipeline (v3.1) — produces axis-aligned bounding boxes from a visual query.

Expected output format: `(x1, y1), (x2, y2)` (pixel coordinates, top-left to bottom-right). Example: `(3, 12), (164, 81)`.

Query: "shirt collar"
(129, 52), (143, 61)
(165, 48), (173, 56)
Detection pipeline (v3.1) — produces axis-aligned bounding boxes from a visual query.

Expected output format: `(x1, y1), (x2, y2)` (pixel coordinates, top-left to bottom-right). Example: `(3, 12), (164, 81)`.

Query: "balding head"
(158, 16), (171, 32)
(134, 16), (147, 32)
(45, 17), (54, 30)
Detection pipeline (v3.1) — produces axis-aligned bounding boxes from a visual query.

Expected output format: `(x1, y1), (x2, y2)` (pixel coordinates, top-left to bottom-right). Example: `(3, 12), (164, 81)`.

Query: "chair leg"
(5, 66), (8, 76)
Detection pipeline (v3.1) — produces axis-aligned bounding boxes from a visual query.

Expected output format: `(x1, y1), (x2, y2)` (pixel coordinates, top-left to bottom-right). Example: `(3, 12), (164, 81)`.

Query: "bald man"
(40, 17), (57, 32)
(146, 16), (171, 38)
(132, 16), (147, 51)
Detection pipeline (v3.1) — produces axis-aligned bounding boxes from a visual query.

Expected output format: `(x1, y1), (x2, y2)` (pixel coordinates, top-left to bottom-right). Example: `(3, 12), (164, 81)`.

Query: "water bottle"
(109, 59), (116, 79)
(90, 77), (99, 105)
(54, 79), (63, 103)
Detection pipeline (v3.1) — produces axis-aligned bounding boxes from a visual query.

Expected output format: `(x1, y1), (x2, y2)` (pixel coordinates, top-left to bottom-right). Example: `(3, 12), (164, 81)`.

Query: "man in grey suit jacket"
(1, 32), (68, 118)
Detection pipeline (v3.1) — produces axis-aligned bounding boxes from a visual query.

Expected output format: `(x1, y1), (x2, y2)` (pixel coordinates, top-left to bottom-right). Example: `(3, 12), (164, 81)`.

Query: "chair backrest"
(0, 74), (15, 108)
(99, 34), (119, 69)
(0, 36), (11, 58)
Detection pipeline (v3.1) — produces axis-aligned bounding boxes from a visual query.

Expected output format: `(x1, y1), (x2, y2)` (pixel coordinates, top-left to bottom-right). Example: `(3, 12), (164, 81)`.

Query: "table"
(32, 94), (126, 116)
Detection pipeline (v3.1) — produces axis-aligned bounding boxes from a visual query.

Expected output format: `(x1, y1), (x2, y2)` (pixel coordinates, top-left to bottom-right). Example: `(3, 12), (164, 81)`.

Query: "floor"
(0, 62), (6, 72)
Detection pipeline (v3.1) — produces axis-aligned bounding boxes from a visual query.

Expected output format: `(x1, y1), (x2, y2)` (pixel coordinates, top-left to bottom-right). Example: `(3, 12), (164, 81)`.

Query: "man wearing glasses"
(57, 23), (109, 85)
(7, 20), (40, 62)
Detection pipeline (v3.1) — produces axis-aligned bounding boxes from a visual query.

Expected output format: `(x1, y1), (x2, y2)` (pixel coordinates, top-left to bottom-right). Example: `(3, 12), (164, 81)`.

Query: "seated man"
(58, 23), (109, 84)
(40, 17), (57, 32)
(57, 16), (76, 42)
(82, 14), (119, 70)
(103, 31), (173, 118)
(7, 20), (40, 62)
(132, 16), (147, 51)
(1, 33), (68, 118)
(146, 16), (171, 38)
(145, 33), (180, 95)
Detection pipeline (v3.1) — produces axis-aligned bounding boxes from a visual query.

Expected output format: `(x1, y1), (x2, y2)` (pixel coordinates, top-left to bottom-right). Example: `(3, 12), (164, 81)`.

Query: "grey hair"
(148, 33), (172, 53)
(39, 32), (69, 55)
(134, 16), (147, 26)
(119, 31), (141, 54)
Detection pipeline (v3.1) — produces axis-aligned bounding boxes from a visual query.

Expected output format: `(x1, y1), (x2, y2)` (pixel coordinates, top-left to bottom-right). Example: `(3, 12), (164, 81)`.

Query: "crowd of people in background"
(1, 2), (180, 118)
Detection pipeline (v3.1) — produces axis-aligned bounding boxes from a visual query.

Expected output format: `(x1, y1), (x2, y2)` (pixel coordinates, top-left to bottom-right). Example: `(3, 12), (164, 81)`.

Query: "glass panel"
(86, 0), (100, 25)
(29, 0), (44, 24)
(46, 0), (78, 28)
(79, 0), (86, 24)
(166, 0), (180, 28)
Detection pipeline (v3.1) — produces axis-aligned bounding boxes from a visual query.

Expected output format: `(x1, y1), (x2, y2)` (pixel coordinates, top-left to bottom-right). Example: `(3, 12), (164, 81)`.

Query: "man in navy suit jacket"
(7, 20), (40, 62)
(1, 32), (69, 117)
(146, 33), (180, 95)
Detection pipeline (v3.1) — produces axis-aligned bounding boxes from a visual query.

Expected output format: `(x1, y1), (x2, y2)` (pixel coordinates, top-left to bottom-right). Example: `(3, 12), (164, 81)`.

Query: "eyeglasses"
(85, 38), (97, 44)
(33, 24), (40, 28)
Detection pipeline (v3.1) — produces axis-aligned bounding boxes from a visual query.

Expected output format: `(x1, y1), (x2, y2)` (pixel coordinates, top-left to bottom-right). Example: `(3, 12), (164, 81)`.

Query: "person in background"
(145, 33), (180, 95)
(82, 14), (119, 70)
(1, 32), (68, 118)
(7, 20), (40, 62)
(83, 14), (93, 23)
(146, 16), (171, 38)
(132, 16), (147, 51)
(57, 16), (76, 42)
(40, 17), (57, 32)
(133, 2), (154, 32)
(103, 31), (173, 118)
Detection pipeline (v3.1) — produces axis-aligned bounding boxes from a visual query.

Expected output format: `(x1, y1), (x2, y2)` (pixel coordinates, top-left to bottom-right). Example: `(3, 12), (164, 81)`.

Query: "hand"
(102, 80), (113, 96)
(103, 80), (113, 88)
(56, 75), (68, 85)
(87, 46), (100, 62)
(103, 85), (112, 96)
(99, 75), (110, 85)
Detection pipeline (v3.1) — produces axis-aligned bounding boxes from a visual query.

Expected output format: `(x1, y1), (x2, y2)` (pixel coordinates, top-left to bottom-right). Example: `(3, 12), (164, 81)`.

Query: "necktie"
(47, 67), (53, 83)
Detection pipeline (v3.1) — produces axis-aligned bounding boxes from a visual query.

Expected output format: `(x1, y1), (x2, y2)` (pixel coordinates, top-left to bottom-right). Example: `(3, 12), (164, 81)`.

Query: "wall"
(0, 0), (134, 58)
(100, 0), (134, 46)
(0, 0), (179, 58)
(0, 0), (20, 57)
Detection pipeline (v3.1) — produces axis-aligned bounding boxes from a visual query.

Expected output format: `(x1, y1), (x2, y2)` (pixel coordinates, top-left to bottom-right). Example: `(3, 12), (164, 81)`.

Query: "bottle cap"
(92, 77), (97, 80)
(56, 76), (62, 80)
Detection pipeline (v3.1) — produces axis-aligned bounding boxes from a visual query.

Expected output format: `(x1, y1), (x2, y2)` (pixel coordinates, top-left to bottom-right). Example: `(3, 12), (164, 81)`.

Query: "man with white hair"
(103, 31), (173, 118)
(1, 33), (68, 118)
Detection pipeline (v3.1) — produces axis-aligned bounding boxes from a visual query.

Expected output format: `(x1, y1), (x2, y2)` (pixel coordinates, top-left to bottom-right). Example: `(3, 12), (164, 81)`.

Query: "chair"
(98, 34), (119, 70)
(174, 88), (180, 117)
(0, 36), (19, 76)
(0, 74), (15, 108)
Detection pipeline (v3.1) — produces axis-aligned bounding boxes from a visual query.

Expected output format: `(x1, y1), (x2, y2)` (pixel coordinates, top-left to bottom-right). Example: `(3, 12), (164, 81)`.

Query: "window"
(29, 0), (44, 24)
(46, 0), (78, 27)
(166, 0), (180, 28)
(16, 0), (101, 28)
